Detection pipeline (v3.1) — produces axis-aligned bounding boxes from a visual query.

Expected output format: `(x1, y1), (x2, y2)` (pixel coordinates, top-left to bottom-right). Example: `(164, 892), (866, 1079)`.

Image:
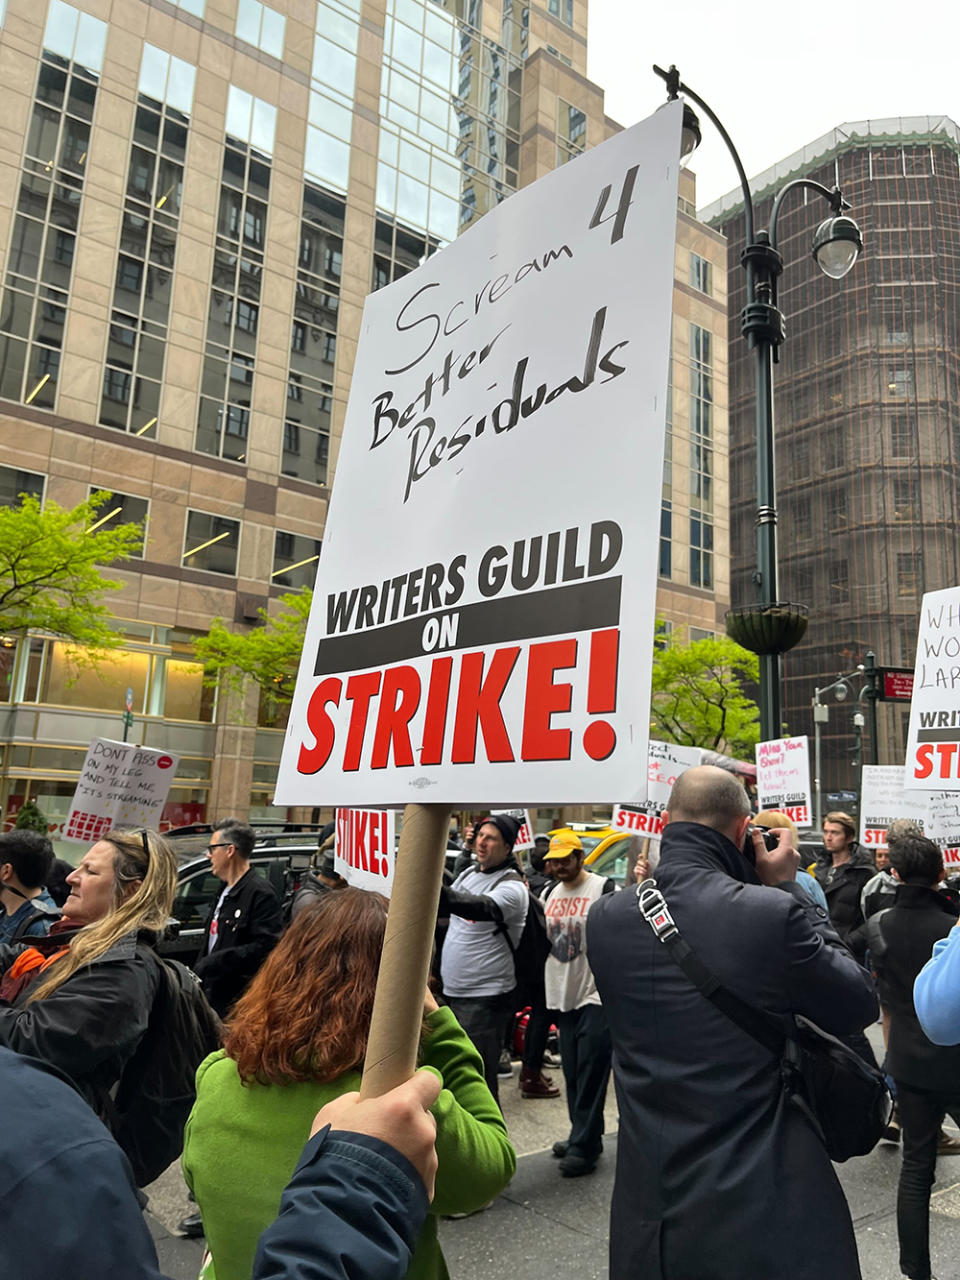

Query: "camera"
(741, 825), (781, 862)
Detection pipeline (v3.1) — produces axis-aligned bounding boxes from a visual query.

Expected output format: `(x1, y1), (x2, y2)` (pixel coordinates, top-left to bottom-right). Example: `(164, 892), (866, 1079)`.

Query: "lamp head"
(680, 103), (702, 166)
(812, 213), (863, 279)
(834, 680), (851, 703)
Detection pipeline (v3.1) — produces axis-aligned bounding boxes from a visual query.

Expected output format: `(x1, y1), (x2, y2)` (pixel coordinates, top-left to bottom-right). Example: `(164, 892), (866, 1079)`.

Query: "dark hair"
(887, 834), (943, 886)
(225, 888), (390, 1085)
(214, 818), (255, 859)
(0, 830), (54, 890)
(45, 858), (74, 907)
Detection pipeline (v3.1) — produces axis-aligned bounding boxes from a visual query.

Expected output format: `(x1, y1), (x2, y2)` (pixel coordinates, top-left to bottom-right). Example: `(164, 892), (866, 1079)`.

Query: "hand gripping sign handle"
(360, 802), (452, 1099)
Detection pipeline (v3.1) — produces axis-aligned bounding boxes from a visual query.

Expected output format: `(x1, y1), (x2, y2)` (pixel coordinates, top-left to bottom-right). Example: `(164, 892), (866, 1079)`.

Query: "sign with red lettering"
(755, 736), (812, 828)
(493, 808), (534, 852)
(612, 739), (702, 839)
(274, 106), (682, 806)
(905, 587), (960, 790)
(63, 737), (181, 844)
(334, 808), (397, 896)
(859, 765), (929, 848)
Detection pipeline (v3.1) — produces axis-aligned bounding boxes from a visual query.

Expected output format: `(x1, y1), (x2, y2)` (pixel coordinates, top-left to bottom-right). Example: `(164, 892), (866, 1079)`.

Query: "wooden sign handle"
(360, 802), (451, 1098)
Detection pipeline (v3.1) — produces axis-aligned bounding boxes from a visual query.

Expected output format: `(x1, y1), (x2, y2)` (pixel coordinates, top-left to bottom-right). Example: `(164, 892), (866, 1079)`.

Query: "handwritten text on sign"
(612, 740), (703, 838)
(63, 737), (179, 844)
(755, 736), (812, 828)
(906, 587), (960, 789)
(275, 105), (682, 806)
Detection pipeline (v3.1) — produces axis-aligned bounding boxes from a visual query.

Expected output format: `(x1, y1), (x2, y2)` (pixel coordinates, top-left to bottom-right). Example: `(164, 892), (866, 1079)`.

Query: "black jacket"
(194, 867), (282, 1018)
(813, 842), (875, 958)
(0, 930), (160, 1112)
(0, 1047), (428, 1280)
(587, 822), (878, 1280)
(871, 884), (960, 1091)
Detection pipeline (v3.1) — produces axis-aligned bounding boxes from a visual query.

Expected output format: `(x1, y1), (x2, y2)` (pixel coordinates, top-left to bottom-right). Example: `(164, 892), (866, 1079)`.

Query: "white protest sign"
(612, 739), (703, 838)
(493, 808), (534, 852)
(925, 794), (960, 866)
(755, 737), (813, 827)
(905, 586), (960, 790)
(859, 766), (930, 848)
(275, 105), (682, 807)
(334, 808), (397, 895)
(63, 738), (180, 844)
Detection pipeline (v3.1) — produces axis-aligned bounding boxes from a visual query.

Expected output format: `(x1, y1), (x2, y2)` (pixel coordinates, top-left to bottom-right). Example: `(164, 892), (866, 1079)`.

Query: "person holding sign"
(439, 814), (528, 1105)
(183, 889), (515, 1280)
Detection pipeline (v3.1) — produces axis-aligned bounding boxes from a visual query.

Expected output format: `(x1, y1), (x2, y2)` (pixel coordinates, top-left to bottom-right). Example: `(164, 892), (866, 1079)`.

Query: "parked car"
(548, 823), (639, 888)
(161, 824), (325, 965)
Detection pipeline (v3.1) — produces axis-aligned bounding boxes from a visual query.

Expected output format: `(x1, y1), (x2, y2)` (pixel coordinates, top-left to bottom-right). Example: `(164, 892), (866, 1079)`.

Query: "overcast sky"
(586, 3), (958, 212)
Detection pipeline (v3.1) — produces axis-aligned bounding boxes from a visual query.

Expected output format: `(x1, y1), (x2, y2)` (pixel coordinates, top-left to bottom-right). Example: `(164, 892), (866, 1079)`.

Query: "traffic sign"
(877, 668), (914, 702)
(125, 686), (134, 712)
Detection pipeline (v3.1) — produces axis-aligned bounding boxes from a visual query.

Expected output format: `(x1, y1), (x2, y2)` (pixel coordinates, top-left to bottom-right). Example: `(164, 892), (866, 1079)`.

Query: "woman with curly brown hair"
(183, 886), (516, 1280)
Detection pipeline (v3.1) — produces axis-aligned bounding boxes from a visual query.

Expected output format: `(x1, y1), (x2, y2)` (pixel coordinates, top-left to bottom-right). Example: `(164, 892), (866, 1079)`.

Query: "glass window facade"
(272, 529), (321, 590)
(87, 487), (149, 556)
(182, 510), (240, 575)
(0, 466), (45, 508)
(235, 0), (285, 59)
(0, 7), (106, 410)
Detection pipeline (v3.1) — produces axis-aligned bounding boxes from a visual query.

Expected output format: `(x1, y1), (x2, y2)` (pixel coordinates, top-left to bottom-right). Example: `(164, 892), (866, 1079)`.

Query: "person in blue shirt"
(0, 831), (58, 944)
(0, 1046), (440, 1280)
(915, 920), (960, 1046)
(753, 811), (829, 911)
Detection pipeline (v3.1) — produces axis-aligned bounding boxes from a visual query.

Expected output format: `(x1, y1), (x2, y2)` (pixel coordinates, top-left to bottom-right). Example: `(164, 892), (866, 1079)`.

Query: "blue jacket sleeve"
(252, 1126), (429, 1280)
(914, 927), (960, 1046)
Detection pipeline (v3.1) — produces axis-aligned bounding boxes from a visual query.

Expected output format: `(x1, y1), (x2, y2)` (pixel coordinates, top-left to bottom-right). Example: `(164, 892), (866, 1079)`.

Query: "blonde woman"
(753, 810), (827, 911)
(0, 828), (177, 1110)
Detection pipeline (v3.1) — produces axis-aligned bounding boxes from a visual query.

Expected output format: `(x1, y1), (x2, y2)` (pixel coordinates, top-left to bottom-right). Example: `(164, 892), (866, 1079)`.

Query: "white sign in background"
(905, 585), (960, 791)
(63, 738), (180, 844)
(755, 736), (813, 828)
(334, 808), (397, 895)
(492, 808), (534, 852)
(612, 739), (704, 838)
(859, 765), (960, 866)
(275, 105), (683, 807)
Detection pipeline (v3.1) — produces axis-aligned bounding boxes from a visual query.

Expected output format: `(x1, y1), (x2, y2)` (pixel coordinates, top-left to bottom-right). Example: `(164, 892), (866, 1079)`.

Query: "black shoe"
(551, 1140), (569, 1159)
(558, 1153), (598, 1178)
(177, 1211), (205, 1238)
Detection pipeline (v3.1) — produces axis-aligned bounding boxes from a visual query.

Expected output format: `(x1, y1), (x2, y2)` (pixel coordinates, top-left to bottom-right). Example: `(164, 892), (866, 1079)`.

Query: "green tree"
(0, 491), (144, 657)
(14, 799), (48, 833)
(193, 589), (313, 708)
(651, 625), (760, 757)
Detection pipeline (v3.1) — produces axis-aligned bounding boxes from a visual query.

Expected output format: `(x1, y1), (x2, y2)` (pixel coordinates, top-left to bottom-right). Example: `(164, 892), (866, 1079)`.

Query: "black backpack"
(105, 951), (222, 1187)
(492, 871), (553, 990)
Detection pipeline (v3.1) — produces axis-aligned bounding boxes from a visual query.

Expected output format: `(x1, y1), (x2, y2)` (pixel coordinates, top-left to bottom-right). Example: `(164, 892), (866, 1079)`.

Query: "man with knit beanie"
(439, 814), (528, 1105)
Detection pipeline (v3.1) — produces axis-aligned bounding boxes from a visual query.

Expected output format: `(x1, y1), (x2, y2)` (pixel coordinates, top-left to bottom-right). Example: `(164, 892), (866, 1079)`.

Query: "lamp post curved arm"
(768, 178), (845, 253)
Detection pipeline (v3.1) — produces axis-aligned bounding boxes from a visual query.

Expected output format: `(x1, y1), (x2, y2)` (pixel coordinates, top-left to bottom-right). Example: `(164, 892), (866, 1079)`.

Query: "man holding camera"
(587, 765), (878, 1280)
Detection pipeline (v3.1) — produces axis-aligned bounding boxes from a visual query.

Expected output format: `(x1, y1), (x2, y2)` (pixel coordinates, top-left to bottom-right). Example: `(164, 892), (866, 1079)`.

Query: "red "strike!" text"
(296, 628), (619, 775)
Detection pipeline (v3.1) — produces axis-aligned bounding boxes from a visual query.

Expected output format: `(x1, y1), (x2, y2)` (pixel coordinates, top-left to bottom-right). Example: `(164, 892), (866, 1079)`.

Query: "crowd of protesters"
(1, 788), (959, 1280)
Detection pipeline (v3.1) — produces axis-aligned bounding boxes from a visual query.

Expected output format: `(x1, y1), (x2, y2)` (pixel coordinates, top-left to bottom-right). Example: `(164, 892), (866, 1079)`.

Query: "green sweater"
(182, 1005), (516, 1280)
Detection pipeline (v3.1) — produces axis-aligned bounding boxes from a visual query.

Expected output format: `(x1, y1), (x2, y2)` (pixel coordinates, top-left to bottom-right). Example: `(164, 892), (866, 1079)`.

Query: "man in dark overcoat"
(587, 765), (878, 1280)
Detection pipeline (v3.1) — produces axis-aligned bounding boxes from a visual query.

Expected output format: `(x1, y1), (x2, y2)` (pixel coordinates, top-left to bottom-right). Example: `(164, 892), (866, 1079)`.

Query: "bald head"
(665, 765), (751, 838)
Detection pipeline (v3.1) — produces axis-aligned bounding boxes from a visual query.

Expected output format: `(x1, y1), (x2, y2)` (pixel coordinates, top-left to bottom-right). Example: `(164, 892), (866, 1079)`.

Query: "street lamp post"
(811, 665), (865, 829)
(653, 65), (864, 743)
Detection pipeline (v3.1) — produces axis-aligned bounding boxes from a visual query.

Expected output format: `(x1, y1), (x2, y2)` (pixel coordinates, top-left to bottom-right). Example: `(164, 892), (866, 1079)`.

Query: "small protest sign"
(858, 766), (929, 848)
(334, 808), (397, 895)
(63, 738), (180, 843)
(493, 808), (534, 852)
(612, 739), (703, 839)
(275, 104), (683, 808)
(755, 737), (812, 828)
(905, 586), (960, 790)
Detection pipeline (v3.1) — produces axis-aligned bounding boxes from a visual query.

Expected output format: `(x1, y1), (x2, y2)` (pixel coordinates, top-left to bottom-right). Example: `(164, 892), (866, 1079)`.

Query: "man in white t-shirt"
(542, 831), (615, 1177)
(439, 813), (529, 1105)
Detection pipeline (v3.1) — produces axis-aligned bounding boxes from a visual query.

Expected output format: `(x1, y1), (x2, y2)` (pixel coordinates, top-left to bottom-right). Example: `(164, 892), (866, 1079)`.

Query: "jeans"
(557, 1003), (612, 1161)
(445, 990), (516, 1107)
(895, 1082), (960, 1279)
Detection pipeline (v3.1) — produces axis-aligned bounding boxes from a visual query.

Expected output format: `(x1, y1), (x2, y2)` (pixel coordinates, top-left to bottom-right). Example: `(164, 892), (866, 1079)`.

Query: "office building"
(705, 117), (960, 798)
(0, 0), (728, 832)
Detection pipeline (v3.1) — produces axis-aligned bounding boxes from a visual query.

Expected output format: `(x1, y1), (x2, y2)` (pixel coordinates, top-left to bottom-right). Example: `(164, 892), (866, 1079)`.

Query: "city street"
(149, 1025), (960, 1280)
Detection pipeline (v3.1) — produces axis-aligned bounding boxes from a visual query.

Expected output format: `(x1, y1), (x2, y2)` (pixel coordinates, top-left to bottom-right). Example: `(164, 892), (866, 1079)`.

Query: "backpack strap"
(11, 903), (61, 943)
(865, 908), (891, 964)
(636, 878), (785, 1058)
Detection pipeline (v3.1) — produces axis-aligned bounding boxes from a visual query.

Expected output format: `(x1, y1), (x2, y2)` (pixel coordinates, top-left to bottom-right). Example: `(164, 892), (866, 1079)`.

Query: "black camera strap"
(636, 878), (785, 1058)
